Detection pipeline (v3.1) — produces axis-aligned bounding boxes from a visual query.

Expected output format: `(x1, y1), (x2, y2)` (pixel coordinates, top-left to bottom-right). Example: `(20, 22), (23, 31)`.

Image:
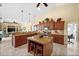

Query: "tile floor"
(0, 37), (79, 56)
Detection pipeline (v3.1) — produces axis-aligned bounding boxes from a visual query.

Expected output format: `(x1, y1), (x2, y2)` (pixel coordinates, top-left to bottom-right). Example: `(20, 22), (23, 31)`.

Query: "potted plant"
(57, 18), (62, 22)
(44, 18), (49, 22)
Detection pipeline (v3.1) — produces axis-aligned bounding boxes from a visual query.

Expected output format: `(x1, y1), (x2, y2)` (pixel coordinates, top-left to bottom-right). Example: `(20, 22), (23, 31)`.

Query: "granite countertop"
(27, 35), (53, 45)
(12, 32), (37, 36)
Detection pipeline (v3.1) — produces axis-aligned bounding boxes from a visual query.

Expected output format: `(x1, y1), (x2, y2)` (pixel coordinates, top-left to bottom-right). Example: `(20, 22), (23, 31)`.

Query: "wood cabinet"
(54, 21), (64, 30)
(37, 21), (55, 30)
(28, 36), (53, 56)
(49, 21), (55, 30)
(12, 32), (37, 47)
(52, 34), (64, 45)
(12, 35), (27, 47)
(37, 21), (64, 30)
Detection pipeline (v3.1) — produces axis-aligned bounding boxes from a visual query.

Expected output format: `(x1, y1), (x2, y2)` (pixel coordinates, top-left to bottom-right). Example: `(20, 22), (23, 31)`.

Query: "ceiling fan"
(36, 3), (48, 7)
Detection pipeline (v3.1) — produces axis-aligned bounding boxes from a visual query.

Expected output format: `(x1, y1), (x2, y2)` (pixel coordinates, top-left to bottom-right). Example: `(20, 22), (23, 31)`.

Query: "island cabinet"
(28, 36), (53, 56)
(12, 35), (27, 47)
(12, 32), (38, 47)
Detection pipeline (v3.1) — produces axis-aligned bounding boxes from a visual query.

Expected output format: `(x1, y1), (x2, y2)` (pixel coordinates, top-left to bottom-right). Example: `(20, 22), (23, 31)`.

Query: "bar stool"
(29, 42), (35, 55)
(36, 45), (43, 56)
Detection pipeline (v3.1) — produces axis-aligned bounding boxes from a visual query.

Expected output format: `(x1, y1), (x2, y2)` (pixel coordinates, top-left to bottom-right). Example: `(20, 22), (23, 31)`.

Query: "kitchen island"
(12, 32), (38, 47)
(27, 35), (53, 56)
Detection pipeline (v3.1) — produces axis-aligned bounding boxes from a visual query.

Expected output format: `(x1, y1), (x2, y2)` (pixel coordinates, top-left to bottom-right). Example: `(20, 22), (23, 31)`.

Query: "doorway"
(67, 23), (79, 55)
(67, 23), (78, 45)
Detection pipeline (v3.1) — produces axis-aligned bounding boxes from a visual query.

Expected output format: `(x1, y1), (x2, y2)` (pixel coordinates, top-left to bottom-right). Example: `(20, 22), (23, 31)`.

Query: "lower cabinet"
(53, 35), (64, 45)
(12, 32), (37, 47)
(13, 35), (27, 47)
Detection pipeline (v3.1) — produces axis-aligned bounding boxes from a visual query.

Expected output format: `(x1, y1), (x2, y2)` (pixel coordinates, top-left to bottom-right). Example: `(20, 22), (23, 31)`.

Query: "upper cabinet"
(35, 18), (64, 30)
(54, 21), (64, 30)
(49, 21), (55, 30)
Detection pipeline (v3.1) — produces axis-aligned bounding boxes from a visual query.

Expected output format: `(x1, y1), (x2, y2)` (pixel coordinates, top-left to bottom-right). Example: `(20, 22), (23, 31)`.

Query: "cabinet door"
(15, 35), (27, 47)
(58, 35), (64, 44)
(49, 21), (55, 30)
(53, 35), (64, 45)
(55, 21), (64, 30)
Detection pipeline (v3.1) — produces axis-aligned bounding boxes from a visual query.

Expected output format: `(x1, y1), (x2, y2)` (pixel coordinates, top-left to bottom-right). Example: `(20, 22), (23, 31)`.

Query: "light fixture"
(21, 10), (23, 20)
(36, 3), (48, 11)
